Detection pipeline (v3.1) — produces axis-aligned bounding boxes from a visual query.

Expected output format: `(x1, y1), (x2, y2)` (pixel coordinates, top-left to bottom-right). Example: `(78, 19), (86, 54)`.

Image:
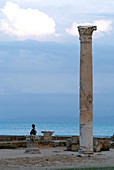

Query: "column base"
(77, 150), (94, 157)
(24, 135), (40, 154)
(25, 148), (41, 154)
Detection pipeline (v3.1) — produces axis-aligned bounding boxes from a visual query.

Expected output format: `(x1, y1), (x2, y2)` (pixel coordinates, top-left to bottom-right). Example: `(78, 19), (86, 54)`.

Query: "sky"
(0, 0), (114, 122)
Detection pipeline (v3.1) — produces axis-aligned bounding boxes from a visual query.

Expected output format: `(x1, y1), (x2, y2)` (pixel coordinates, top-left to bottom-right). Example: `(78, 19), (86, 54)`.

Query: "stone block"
(52, 141), (59, 147)
(66, 139), (72, 151)
(71, 136), (79, 144)
(71, 144), (79, 151)
(101, 140), (110, 151)
(66, 139), (72, 147)
(93, 144), (103, 152)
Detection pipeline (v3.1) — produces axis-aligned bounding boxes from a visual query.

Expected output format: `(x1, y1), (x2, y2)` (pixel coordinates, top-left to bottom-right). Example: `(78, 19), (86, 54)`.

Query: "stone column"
(78, 26), (97, 155)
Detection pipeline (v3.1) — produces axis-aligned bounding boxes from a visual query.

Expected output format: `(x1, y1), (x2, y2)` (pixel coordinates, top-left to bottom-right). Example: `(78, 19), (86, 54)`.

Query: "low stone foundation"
(0, 135), (113, 152)
(0, 135), (26, 142)
(0, 135), (68, 149)
(66, 137), (111, 152)
(0, 141), (26, 149)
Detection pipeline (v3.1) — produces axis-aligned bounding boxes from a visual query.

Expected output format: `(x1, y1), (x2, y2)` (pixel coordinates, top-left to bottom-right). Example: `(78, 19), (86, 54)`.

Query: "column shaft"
(78, 26), (97, 155)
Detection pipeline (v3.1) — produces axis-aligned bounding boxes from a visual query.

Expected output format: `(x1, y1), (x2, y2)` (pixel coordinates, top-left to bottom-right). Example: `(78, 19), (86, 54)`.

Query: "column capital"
(78, 26), (97, 43)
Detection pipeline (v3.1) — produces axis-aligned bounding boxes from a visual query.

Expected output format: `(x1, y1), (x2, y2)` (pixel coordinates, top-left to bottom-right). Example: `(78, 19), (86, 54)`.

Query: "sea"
(0, 122), (114, 137)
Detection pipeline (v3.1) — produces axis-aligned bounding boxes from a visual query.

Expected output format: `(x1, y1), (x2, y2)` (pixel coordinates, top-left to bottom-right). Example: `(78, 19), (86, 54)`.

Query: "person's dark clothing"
(30, 128), (37, 135)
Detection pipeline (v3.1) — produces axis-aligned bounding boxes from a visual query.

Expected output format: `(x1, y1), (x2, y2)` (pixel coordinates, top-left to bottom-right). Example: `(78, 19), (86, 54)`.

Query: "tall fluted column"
(78, 26), (97, 155)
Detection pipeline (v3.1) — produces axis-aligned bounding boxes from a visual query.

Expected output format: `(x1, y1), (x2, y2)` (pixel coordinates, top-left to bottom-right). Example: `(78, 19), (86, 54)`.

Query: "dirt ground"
(0, 147), (114, 170)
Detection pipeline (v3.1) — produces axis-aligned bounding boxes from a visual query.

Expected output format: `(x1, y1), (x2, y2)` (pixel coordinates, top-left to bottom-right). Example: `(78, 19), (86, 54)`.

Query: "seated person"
(30, 124), (37, 135)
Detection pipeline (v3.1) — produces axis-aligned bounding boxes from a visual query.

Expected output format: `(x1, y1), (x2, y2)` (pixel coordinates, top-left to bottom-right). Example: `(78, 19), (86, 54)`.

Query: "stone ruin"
(1, 26), (112, 155)
(78, 26), (97, 155)
(66, 136), (110, 152)
(25, 135), (40, 154)
(0, 134), (113, 152)
(41, 131), (55, 141)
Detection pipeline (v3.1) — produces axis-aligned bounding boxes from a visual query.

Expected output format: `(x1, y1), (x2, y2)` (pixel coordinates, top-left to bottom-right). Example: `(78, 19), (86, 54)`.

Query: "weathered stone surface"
(101, 140), (110, 151)
(0, 135), (112, 151)
(66, 138), (110, 152)
(66, 139), (72, 151)
(93, 144), (103, 152)
(66, 136), (79, 151)
(71, 144), (79, 151)
(24, 135), (40, 154)
(0, 141), (26, 149)
(78, 26), (97, 155)
(71, 136), (79, 144)
(41, 131), (55, 141)
(0, 135), (26, 142)
(93, 139), (110, 152)
(52, 140), (66, 147)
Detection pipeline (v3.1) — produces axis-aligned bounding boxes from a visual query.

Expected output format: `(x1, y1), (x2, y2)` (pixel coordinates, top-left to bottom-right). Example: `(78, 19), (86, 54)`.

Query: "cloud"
(13, 0), (41, 2)
(94, 20), (112, 37)
(66, 20), (112, 37)
(0, 2), (56, 40)
(10, 0), (41, 3)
